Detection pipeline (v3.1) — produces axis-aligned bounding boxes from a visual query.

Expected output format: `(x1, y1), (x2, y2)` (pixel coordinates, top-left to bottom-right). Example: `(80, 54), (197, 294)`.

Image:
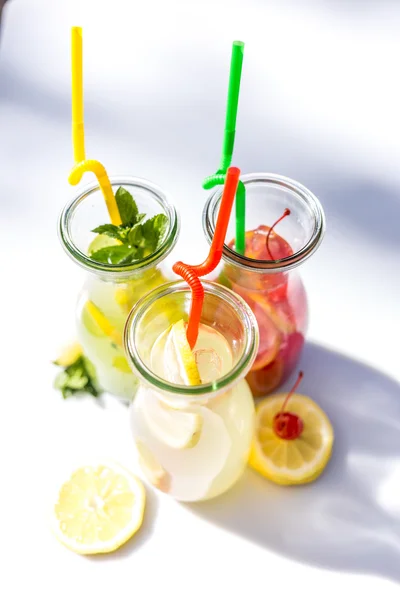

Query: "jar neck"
(221, 261), (289, 293)
(59, 176), (179, 281)
(203, 172), (325, 275)
(86, 264), (162, 285)
(124, 281), (259, 404)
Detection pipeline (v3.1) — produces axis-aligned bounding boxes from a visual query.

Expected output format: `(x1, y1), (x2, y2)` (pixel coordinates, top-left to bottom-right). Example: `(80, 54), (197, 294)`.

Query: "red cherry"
(273, 412), (304, 440)
(228, 217), (293, 263)
(272, 371), (304, 441)
(266, 209), (291, 260)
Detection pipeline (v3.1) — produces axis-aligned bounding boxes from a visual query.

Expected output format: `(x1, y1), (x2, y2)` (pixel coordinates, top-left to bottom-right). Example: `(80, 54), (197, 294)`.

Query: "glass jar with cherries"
(203, 173), (325, 397)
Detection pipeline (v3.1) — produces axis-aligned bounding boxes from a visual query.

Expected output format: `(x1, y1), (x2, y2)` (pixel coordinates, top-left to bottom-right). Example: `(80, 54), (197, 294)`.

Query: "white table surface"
(1, 1), (400, 598)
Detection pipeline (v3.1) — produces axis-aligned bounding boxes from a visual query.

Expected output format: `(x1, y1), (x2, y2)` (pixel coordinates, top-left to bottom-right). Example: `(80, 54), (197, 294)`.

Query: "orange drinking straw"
(173, 166), (240, 348)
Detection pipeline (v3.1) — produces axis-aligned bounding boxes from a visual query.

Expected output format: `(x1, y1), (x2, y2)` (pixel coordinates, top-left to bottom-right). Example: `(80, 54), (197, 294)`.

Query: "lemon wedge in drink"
(88, 234), (121, 256)
(83, 301), (123, 346)
(170, 319), (202, 385)
(142, 396), (203, 449)
(156, 319), (202, 386)
(112, 355), (132, 373)
(52, 462), (145, 555)
(135, 439), (171, 492)
(249, 393), (334, 485)
(147, 319), (202, 449)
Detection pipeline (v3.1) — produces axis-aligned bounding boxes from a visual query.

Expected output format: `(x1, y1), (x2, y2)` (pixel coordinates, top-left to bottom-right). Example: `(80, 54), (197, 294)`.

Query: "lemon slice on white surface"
(52, 462), (145, 554)
(54, 342), (83, 367)
(249, 394), (334, 485)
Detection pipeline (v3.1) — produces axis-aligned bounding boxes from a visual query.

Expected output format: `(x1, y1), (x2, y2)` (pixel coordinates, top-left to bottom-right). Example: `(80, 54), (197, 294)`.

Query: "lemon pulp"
(53, 462), (145, 554)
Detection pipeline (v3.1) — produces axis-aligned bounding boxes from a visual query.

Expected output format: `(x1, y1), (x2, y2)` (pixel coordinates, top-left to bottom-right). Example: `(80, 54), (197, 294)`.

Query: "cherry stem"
(278, 371), (304, 415)
(266, 208), (291, 260)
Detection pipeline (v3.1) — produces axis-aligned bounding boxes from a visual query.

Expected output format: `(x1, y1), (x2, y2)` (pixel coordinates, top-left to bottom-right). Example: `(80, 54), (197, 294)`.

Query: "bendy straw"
(69, 27), (121, 226)
(202, 41), (246, 254)
(173, 167), (241, 348)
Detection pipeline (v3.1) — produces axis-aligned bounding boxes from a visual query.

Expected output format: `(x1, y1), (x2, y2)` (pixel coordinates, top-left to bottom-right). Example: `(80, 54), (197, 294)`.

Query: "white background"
(1, 0), (400, 598)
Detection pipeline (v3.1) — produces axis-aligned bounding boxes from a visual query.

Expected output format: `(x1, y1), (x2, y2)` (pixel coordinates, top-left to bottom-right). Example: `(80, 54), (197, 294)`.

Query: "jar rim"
(59, 175), (180, 277)
(124, 280), (259, 399)
(202, 172), (325, 273)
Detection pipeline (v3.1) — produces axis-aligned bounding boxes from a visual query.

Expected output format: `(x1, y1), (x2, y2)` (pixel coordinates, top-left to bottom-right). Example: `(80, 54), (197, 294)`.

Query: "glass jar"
(124, 281), (259, 501)
(59, 176), (179, 401)
(203, 173), (325, 397)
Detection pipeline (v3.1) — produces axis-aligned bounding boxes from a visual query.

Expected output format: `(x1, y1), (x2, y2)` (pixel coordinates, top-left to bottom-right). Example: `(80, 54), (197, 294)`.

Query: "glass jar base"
(246, 331), (305, 397)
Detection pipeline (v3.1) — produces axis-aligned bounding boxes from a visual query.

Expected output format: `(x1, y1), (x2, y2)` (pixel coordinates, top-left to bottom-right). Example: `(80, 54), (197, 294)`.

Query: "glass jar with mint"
(58, 176), (180, 402)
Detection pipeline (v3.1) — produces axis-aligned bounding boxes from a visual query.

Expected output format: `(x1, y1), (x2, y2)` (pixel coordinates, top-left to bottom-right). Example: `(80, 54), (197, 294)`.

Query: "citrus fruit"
(88, 234), (121, 256)
(249, 393), (334, 485)
(142, 398), (203, 449)
(54, 342), (83, 367)
(112, 355), (132, 374)
(135, 440), (171, 492)
(83, 301), (122, 346)
(161, 319), (201, 385)
(52, 462), (146, 554)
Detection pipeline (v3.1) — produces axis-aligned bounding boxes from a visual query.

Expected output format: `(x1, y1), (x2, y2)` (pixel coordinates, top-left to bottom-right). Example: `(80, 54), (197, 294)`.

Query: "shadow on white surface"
(85, 483), (159, 561)
(186, 342), (400, 584)
(292, 175), (400, 249)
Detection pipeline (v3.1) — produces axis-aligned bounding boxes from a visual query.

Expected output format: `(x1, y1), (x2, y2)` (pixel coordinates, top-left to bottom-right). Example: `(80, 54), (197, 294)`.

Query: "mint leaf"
(54, 355), (100, 399)
(127, 223), (144, 247)
(90, 244), (138, 265)
(89, 188), (169, 266)
(142, 214), (168, 253)
(83, 355), (97, 381)
(115, 187), (139, 225)
(92, 224), (127, 242)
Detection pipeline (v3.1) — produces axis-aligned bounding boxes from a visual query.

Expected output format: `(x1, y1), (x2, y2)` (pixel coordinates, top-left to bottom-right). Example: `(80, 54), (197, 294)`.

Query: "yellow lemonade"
(130, 322), (255, 501)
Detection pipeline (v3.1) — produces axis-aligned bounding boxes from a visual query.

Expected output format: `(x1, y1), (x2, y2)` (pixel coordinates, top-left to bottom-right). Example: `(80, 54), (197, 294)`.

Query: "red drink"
(224, 225), (308, 396)
(203, 173), (325, 397)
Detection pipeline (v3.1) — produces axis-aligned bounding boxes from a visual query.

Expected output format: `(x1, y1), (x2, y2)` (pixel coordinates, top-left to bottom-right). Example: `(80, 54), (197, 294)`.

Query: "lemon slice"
(88, 234), (121, 256)
(112, 355), (132, 374)
(84, 301), (122, 346)
(52, 462), (145, 554)
(114, 288), (132, 313)
(165, 319), (201, 385)
(54, 342), (83, 367)
(135, 440), (171, 492)
(142, 395), (203, 449)
(249, 393), (334, 485)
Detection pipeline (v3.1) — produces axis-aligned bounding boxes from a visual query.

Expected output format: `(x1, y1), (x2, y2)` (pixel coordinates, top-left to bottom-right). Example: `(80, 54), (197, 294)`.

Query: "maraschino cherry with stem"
(273, 370), (304, 440)
(266, 208), (291, 260)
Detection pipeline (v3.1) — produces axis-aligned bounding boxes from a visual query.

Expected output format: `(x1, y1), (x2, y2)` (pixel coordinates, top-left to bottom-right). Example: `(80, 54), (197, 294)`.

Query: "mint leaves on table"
(54, 355), (100, 399)
(89, 187), (168, 265)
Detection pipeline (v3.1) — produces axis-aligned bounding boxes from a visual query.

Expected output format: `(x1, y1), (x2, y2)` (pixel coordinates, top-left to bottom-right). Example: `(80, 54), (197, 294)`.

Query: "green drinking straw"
(203, 40), (246, 255)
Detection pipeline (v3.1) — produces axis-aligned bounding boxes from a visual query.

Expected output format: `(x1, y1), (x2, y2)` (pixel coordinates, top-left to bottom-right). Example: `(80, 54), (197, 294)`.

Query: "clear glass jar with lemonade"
(59, 176), (179, 401)
(124, 281), (259, 501)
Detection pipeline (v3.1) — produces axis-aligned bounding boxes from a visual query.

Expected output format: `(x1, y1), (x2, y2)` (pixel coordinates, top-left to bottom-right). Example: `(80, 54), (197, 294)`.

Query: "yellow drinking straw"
(69, 160), (122, 226)
(71, 26), (85, 163)
(70, 26), (122, 226)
